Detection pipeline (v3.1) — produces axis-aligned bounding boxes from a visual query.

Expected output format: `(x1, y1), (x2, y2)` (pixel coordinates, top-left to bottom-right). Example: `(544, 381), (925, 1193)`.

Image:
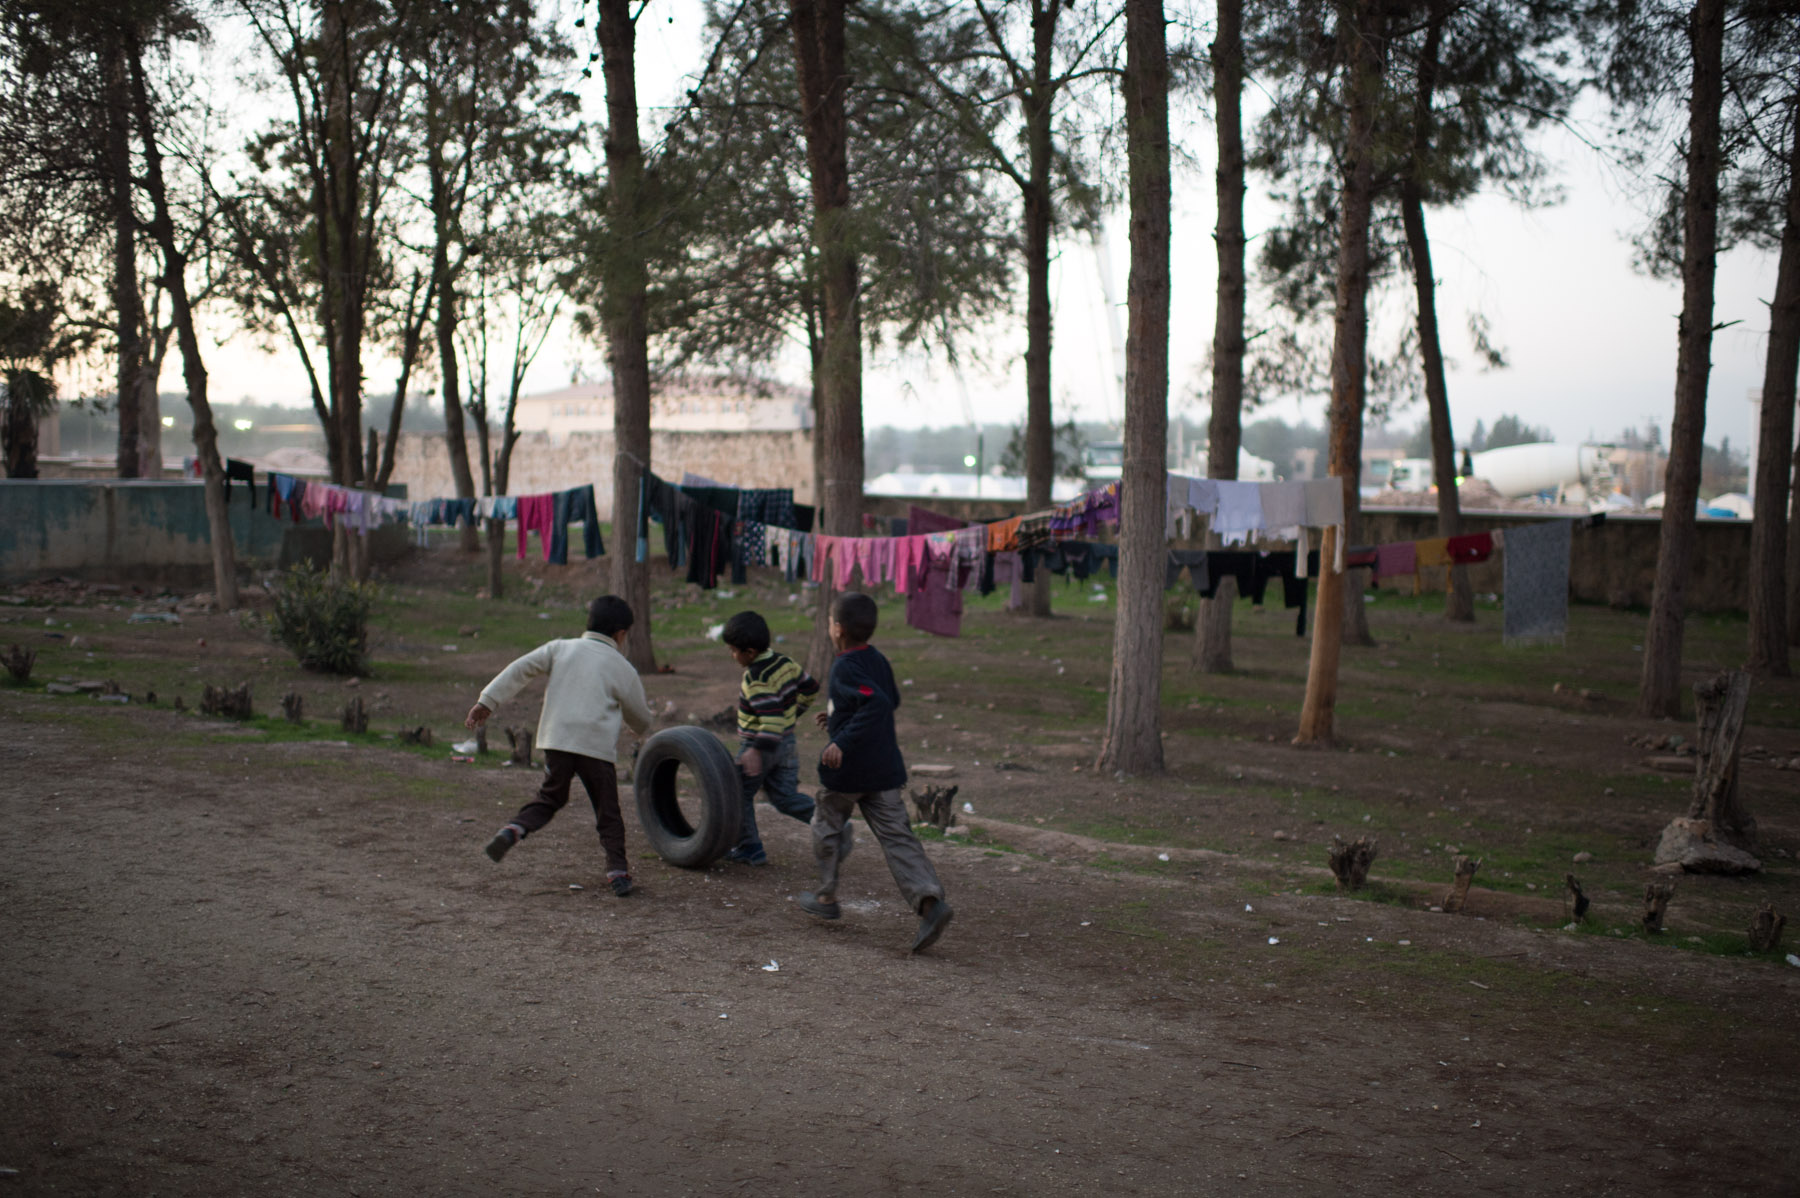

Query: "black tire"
(632, 725), (743, 868)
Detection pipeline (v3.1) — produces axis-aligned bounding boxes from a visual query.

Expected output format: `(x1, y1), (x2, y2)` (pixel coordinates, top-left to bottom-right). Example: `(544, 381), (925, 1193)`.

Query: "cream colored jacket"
(478, 632), (653, 762)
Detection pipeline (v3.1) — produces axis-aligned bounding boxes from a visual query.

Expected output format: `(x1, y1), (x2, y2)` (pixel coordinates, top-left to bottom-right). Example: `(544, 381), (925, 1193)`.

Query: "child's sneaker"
(484, 826), (521, 863)
(911, 897), (954, 953)
(724, 847), (769, 867)
(797, 891), (841, 920)
(607, 871), (634, 897)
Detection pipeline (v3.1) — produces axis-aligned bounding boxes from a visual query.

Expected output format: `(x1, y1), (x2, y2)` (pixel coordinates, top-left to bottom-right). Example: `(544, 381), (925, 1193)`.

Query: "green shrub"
(268, 564), (374, 675)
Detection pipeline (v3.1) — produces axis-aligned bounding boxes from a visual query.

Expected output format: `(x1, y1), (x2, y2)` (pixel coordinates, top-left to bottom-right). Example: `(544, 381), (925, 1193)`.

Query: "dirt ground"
(3, 553), (1799, 1196)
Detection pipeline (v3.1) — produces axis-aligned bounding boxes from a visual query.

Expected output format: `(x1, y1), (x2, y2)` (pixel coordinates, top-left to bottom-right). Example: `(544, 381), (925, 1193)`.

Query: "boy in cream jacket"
(466, 595), (653, 895)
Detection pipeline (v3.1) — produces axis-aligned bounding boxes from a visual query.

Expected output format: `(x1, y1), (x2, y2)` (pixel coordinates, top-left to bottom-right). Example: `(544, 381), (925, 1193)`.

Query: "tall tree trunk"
(1789, 429), (1800, 647)
(1640, 0), (1725, 718)
(1195, 0), (1245, 672)
(435, 272), (480, 553)
(125, 34), (238, 610)
(1747, 96), (1800, 676)
(1097, 0), (1169, 775)
(598, 0), (657, 669)
(1399, 0), (1472, 622)
(1297, 0), (1385, 745)
(1022, 0), (1061, 619)
(320, 0), (367, 579)
(375, 274), (432, 491)
(102, 33), (145, 479)
(138, 331), (165, 476)
(792, 0), (864, 679)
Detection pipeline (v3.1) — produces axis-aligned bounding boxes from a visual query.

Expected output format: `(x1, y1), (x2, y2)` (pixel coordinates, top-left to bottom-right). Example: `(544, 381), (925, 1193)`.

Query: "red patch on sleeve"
(858, 685), (874, 696)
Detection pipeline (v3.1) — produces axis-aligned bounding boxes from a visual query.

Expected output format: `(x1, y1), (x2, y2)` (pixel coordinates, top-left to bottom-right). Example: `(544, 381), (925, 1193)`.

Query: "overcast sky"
(192, 3), (1782, 454)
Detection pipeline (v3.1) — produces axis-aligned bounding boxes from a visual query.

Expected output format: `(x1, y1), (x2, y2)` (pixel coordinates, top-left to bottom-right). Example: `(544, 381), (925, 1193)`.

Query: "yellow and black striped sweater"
(737, 650), (821, 751)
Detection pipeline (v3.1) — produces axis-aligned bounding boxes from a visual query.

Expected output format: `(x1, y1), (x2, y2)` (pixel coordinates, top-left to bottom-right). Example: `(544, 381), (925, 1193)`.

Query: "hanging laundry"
(1503, 519), (1572, 645)
(225, 458), (257, 506)
(515, 493), (555, 561)
(1374, 540), (1417, 586)
(1446, 531), (1493, 564)
(548, 484), (604, 565)
(1211, 481), (1265, 544)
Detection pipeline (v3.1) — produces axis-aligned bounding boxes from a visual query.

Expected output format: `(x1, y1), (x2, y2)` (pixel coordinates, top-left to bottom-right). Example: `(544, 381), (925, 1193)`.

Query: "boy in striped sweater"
(721, 611), (824, 866)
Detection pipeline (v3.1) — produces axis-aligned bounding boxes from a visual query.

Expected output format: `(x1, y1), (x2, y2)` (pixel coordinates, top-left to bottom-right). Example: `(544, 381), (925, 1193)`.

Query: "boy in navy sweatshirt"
(799, 592), (953, 952)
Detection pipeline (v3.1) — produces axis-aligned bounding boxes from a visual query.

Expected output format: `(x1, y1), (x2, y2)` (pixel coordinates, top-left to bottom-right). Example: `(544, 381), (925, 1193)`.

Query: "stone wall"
(387, 428), (815, 518)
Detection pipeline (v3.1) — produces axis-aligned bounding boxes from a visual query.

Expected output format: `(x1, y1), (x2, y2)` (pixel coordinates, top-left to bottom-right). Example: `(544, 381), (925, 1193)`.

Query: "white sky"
(192, 2), (1781, 454)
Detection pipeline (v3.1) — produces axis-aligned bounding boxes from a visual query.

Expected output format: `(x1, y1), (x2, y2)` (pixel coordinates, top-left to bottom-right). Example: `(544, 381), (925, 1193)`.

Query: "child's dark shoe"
(607, 871), (634, 897)
(724, 848), (769, 867)
(797, 891), (841, 920)
(911, 897), (954, 953)
(484, 827), (520, 863)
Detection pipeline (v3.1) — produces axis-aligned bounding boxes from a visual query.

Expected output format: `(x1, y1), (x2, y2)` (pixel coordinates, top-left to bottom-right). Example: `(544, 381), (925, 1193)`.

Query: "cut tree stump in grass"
(909, 784), (959, 829)
(1748, 903), (1785, 953)
(1443, 855), (1480, 913)
(200, 683), (253, 719)
(1, 644), (34, 683)
(1564, 874), (1591, 922)
(281, 692), (304, 723)
(342, 697), (368, 734)
(1643, 881), (1675, 934)
(475, 724), (488, 755)
(507, 728), (535, 767)
(1686, 670), (1756, 848)
(399, 726), (433, 747)
(1328, 835), (1378, 890)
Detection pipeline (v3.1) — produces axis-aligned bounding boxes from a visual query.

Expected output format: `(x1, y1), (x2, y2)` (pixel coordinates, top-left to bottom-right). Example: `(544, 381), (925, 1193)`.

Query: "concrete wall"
(0, 479), (408, 586)
(387, 428), (816, 518)
(861, 494), (1755, 614)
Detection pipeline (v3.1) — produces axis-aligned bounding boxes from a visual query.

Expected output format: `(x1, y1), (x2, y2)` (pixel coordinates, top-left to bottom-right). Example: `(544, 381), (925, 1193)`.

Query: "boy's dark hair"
(721, 611), (771, 653)
(831, 591), (879, 644)
(586, 595), (635, 637)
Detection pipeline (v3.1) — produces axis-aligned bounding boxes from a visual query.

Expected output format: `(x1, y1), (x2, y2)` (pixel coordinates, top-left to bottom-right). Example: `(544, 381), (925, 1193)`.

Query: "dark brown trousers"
(512, 750), (628, 874)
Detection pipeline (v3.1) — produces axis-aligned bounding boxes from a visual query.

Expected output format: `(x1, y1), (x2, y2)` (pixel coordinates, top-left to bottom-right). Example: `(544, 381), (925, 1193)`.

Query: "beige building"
(387, 375), (815, 517)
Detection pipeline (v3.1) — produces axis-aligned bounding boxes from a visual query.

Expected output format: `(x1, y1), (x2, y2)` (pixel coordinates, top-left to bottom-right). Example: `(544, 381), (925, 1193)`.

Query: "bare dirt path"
(4, 690), (1798, 1196)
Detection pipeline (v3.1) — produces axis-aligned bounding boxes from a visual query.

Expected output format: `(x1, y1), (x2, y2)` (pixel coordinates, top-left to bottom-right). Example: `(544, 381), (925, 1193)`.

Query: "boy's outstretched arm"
(472, 644), (553, 726)
(619, 669), (653, 736)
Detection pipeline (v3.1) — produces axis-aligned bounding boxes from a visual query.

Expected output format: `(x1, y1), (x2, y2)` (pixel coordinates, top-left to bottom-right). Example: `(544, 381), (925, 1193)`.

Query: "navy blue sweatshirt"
(817, 644), (907, 793)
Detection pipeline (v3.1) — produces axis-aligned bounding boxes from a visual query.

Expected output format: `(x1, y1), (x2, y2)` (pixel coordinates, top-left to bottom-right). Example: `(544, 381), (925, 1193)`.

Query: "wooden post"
(507, 727), (535, 767)
(281, 692), (304, 723)
(1442, 854), (1480, 913)
(399, 726), (434, 746)
(1643, 881), (1675, 934)
(475, 723), (488, 755)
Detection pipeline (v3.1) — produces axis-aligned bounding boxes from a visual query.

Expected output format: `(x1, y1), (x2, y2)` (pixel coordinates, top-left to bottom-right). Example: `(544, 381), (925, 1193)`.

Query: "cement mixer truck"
(1385, 442), (1614, 504)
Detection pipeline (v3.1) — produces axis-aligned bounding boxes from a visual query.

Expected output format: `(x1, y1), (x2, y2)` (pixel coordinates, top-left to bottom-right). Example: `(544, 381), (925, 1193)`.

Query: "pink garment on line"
(1375, 540), (1416, 581)
(811, 536), (834, 584)
(833, 538), (860, 589)
(516, 494), (555, 561)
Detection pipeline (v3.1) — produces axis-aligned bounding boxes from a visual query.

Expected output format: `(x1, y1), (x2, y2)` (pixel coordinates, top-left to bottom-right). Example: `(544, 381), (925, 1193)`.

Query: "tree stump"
(399, 726), (434, 747)
(1747, 903), (1786, 953)
(1686, 670), (1756, 849)
(1564, 874), (1591, 922)
(1643, 881), (1675, 934)
(172, 695), (185, 712)
(342, 696), (369, 734)
(909, 784), (959, 829)
(280, 692), (304, 724)
(200, 682), (253, 719)
(1328, 835), (1378, 891)
(3, 643), (36, 683)
(506, 727), (535, 767)
(1442, 855), (1480, 913)
(475, 724), (488, 755)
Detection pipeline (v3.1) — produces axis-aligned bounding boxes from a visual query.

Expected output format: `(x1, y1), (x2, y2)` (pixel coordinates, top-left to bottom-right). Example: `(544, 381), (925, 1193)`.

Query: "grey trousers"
(812, 787), (945, 914)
